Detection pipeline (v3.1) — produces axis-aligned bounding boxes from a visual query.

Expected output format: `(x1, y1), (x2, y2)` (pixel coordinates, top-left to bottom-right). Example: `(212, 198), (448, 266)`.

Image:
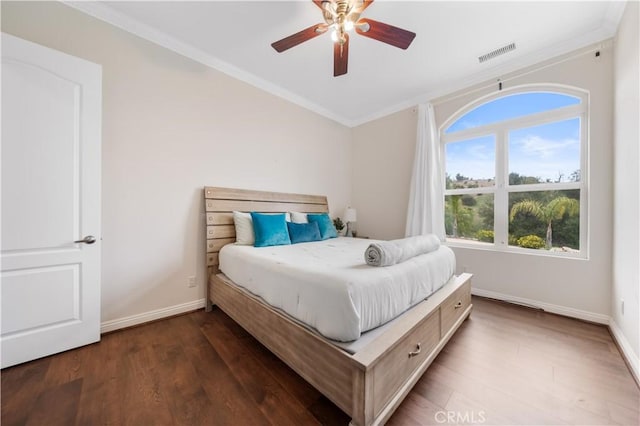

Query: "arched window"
(441, 87), (587, 257)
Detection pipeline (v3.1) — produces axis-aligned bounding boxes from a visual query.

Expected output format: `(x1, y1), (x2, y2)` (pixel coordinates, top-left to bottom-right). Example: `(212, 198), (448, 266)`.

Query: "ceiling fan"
(271, 0), (416, 77)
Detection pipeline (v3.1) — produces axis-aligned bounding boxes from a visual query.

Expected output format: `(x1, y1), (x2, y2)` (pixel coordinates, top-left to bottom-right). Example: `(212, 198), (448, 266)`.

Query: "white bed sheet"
(219, 237), (456, 342)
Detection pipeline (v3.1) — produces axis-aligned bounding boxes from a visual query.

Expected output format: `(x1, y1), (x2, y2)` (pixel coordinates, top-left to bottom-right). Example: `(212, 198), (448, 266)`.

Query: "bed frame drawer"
(372, 310), (440, 417)
(440, 279), (471, 337)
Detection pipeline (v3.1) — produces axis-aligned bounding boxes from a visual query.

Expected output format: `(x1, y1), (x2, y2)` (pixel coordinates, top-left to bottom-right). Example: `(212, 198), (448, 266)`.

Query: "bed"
(204, 186), (472, 426)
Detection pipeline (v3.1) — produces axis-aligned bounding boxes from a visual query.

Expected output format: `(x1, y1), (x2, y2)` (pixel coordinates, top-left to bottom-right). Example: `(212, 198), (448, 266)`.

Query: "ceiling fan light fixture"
(331, 27), (348, 45)
(344, 19), (354, 32)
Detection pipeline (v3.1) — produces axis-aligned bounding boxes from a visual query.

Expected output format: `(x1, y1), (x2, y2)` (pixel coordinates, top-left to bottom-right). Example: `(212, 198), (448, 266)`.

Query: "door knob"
(74, 235), (96, 244)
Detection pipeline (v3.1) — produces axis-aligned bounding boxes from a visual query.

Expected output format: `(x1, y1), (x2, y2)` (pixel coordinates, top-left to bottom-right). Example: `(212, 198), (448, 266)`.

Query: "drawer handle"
(408, 343), (421, 358)
(454, 301), (463, 309)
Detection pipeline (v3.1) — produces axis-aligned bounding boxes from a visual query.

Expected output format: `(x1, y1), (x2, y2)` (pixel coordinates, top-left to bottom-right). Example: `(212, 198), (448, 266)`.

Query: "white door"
(1, 33), (102, 368)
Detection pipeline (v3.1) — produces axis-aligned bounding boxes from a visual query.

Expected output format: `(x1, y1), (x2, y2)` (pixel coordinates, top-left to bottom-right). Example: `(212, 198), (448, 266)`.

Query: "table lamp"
(344, 207), (357, 237)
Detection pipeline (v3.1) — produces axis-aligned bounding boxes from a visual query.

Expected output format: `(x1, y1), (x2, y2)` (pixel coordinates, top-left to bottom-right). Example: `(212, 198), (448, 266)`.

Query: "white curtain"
(405, 103), (446, 240)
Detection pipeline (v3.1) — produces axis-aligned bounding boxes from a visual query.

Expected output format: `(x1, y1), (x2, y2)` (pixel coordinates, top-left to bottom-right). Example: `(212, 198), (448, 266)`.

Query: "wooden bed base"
(204, 186), (472, 425)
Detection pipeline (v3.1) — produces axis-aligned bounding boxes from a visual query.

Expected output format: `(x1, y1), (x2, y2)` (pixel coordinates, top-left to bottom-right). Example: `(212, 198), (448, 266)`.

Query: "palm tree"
(450, 195), (462, 237)
(509, 196), (579, 249)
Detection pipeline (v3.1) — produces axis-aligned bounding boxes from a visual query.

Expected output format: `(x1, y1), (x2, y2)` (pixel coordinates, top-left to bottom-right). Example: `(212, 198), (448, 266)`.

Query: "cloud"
(446, 138), (496, 180)
(446, 132), (581, 182)
(514, 135), (579, 159)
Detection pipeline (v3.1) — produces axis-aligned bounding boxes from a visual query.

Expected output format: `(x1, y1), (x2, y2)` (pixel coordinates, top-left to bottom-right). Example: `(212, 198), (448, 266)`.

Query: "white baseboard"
(100, 298), (206, 333)
(472, 288), (640, 383)
(609, 319), (640, 383)
(471, 288), (610, 324)
(100, 291), (640, 386)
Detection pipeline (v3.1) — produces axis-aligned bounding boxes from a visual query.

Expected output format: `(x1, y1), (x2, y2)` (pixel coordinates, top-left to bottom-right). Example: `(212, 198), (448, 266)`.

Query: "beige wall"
(612, 1), (639, 368)
(352, 108), (417, 240)
(2, 1), (635, 344)
(1, 1), (353, 325)
(353, 44), (615, 320)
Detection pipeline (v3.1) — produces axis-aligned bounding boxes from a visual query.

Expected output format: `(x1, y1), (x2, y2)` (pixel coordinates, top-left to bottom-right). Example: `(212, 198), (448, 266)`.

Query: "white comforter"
(219, 237), (456, 342)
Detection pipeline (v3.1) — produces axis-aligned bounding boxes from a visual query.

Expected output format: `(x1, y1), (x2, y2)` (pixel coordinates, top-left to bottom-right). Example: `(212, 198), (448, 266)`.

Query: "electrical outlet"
(621, 299), (625, 315)
(187, 276), (196, 288)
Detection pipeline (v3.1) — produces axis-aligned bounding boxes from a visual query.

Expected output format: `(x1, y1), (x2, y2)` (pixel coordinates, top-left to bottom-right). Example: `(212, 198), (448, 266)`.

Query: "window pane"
(445, 92), (580, 133)
(445, 194), (494, 243)
(509, 118), (581, 184)
(445, 135), (495, 188)
(508, 190), (580, 251)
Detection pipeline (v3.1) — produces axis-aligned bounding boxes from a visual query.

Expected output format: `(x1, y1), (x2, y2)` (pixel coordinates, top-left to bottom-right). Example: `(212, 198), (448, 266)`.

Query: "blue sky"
(445, 93), (581, 183)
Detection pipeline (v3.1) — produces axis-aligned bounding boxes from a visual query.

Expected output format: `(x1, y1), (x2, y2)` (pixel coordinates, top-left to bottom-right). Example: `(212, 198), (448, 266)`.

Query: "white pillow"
(233, 211), (254, 245)
(233, 211), (292, 245)
(290, 211), (308, 223)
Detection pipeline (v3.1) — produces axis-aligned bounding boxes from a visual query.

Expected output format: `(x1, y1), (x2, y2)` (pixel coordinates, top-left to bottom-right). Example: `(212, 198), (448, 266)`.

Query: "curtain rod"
(431, 40), (611, 106)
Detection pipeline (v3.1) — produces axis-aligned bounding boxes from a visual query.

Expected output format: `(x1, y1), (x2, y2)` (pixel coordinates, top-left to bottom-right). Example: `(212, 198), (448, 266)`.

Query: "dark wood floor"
(2, 296), (639, 426)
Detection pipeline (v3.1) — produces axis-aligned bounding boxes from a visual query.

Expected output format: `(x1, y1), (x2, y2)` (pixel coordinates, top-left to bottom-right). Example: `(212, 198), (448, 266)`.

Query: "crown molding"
(63, 1), (352, 127)
(349, 1), (625, 127)
(63, 1), (626, 129)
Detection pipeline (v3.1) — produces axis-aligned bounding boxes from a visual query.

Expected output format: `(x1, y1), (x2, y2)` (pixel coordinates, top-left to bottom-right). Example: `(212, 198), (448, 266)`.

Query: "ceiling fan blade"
(271, 24), (328, 52)
(312, 0), (326, 10)
(333, 34), (349, 77)
(355, 18), (416, 50)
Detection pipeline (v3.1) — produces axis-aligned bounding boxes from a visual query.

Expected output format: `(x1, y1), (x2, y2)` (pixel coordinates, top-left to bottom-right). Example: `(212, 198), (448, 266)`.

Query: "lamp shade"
(343, 207), (357, 223)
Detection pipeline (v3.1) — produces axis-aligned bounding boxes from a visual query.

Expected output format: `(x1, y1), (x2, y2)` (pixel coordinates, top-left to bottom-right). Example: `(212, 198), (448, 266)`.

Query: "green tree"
(552, 215), (579, 248)
(478, 196), (494, 228)
(569, 169), (581, 182)
(509, 173), (542, 185)
(509, 196), (579, 249)
(445, 195), (473, 238)
(461, 194), (477, 207)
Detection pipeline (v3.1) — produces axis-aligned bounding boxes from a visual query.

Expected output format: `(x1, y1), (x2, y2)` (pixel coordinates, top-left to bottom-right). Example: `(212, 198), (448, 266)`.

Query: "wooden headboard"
(204, 186), (329, 284)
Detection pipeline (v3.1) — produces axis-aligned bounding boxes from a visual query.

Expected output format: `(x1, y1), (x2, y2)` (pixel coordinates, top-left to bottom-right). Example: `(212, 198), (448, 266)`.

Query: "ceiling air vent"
(478, 42), (516, 63)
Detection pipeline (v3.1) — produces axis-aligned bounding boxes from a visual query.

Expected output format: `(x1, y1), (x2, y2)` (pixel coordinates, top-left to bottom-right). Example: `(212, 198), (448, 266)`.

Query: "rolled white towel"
(365, 234), (441, 267)
(398, 234), (441, 262)
(365, 241), (403, 267)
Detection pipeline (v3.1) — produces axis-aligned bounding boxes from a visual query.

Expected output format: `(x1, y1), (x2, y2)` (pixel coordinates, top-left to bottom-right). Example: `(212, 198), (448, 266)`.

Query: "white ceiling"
(68, 1), (626, 127)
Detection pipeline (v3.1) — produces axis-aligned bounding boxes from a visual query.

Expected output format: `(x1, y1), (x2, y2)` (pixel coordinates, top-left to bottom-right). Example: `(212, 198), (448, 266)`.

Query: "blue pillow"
(307, 213), (338, 240)
(287, 222), (321, 244)
(250, 212), (291, 247)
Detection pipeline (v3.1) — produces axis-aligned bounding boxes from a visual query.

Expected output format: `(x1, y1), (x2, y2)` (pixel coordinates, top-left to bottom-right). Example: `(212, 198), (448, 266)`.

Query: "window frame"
(440, 85), (589, 259)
